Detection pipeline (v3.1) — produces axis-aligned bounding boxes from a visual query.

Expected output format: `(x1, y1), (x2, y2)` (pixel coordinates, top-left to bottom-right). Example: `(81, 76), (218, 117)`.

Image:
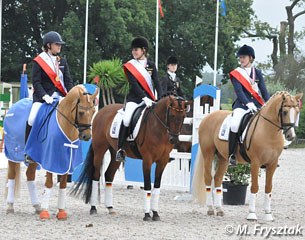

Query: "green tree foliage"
(2, 0), (253, 98)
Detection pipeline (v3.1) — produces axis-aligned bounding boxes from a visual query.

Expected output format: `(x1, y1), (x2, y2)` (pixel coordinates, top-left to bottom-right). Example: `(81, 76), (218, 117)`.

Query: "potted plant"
(222, 163), (251, 205)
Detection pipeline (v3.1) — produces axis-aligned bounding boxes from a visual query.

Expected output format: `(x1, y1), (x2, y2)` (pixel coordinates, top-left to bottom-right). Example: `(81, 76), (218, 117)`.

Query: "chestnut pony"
(4, 85), (98, 220)
(71, 95), (189, 221)
(192, 91), (302, 221)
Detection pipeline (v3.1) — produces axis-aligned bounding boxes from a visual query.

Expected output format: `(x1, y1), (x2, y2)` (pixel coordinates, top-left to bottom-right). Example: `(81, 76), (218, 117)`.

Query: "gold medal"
(55, 76), (60, 81)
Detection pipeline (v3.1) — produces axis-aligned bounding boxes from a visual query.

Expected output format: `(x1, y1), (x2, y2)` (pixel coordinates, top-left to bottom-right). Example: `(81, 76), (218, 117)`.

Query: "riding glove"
(246, 102), (257, 112)
(142, 97), (154, 107)
(42, 94), (54, 104)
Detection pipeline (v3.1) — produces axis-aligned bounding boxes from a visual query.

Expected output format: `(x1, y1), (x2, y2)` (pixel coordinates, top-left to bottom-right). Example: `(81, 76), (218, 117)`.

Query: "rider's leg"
(228, 108), (246, 166)
(25, 102), (42, 163)
(116, 102), (138, 162)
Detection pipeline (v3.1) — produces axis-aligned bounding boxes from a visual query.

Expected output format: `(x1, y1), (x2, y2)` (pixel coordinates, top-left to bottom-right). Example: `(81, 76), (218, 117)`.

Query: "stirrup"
(25, 155), (35, 164)
(228, 154), (237, 166)
(116, 149), (126, 162)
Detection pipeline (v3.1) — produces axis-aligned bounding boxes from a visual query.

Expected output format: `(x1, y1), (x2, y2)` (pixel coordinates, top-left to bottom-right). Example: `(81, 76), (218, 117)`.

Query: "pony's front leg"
(151, 161), (168, 221)
(56, 174), (68, 220)
(263, 164), (277, 221)
(143, 161), (153, 221)
(40, 172), (53, 220)
(247, 164), (260, 221)
(26, 162), (41, 214)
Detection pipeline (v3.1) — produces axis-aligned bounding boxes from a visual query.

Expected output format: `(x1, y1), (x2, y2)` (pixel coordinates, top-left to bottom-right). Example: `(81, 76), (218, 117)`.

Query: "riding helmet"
(237, 44), (255, 59)
(131, 37), (149, 50)
(167, 56), (178, 65)
(43, 31), (66, 45)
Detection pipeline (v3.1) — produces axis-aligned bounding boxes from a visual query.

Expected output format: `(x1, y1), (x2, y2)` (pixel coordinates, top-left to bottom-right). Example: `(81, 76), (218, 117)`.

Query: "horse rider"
(116, 36), (163, 162)
(26, 31), (74, 150)
(160, 56), (184, 98)
(228, 44), (270, 166)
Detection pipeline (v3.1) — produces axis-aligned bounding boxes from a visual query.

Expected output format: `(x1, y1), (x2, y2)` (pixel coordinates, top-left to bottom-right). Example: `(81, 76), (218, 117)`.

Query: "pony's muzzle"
(284, 127), (296, 141)
(79, 132), (91, 141)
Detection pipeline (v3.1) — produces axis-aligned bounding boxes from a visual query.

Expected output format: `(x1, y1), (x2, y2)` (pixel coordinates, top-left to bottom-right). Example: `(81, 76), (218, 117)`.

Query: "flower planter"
(222, 181), (248, 205)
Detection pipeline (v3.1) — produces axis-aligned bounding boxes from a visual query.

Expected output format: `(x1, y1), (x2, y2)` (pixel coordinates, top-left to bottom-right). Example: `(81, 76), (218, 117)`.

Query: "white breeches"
(230, 108), (247, 133)
(122, 102), (141, 127)
(28, 92), (63, 126)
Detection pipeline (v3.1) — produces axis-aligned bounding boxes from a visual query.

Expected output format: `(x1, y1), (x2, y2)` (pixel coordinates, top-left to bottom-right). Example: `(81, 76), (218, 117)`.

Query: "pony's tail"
(70, 144), (95, 204)
(191, 147), (206, 205)
(4, 162), (21, 200)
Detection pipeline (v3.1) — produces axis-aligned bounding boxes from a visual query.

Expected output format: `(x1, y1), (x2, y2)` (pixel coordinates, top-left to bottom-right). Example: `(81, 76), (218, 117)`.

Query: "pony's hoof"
(247, 212), (258, 221)
(216, 209), (224, 216)
(90, 206), (97, 215)
(33, 204), (42, 214)
(143, 213), (152, 221)
(152, 211), (161, 221)
(40, 210), (50, 220)
(107, 207), (116, 215)
(263, 213), (274, 222)
(6, 208), (14, 214)
(207, 209), (215, 216)
(57, 210), (68, 220)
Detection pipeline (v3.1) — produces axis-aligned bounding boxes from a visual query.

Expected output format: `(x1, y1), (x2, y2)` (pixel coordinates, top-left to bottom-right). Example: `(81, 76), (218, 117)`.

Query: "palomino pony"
(192, 91), (303, 221)
(71, 95), (189, 221)
(4, 84), (98, 220)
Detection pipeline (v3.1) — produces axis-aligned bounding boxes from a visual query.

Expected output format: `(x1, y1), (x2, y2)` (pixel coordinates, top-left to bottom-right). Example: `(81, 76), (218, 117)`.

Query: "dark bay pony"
(4, 85), (98, 220)
(71, 95), (189, 221)
(192, 91), (302, 221)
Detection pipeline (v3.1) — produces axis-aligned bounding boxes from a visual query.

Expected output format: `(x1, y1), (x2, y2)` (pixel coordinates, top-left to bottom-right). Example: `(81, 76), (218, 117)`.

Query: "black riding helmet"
(167, 56), (178, 65)
(43, 31), (65, 45)
(131, 37), (149, 50)
(237, 44), (255, 59)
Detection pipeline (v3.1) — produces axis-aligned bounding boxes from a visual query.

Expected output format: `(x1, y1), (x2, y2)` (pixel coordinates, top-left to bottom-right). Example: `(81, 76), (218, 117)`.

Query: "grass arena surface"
(0, 148), (304, 240)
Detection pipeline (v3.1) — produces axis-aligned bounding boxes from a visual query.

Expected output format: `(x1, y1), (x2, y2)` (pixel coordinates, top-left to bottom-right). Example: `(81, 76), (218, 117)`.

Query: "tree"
(88, 58), (127, 107)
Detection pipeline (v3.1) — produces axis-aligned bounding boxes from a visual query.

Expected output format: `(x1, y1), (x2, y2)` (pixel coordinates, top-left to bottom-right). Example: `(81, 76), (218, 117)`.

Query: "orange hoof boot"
(40, 210), (50, 220)
(57, 210), (68, 220)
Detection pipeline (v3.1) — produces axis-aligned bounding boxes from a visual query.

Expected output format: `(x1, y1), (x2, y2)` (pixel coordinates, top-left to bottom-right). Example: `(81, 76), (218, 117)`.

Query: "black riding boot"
(24, 122), (34, 164)
(116, 124), (129, 162)
(228, 130), (238, 166)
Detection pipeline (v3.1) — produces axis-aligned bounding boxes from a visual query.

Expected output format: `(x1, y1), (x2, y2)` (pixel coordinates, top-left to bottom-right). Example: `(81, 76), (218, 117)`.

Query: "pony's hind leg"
(104, 148), (121, 215)
(26, 162), (41, 214)
(6, 161), (19, 214)
(56, 174), (68, 220)
(213, 154), (228, 217)
(247, 163), (260, 221)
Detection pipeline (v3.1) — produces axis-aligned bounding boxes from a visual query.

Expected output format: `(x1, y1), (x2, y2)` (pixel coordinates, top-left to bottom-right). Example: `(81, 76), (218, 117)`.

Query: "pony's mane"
(260, 91), (290, 110)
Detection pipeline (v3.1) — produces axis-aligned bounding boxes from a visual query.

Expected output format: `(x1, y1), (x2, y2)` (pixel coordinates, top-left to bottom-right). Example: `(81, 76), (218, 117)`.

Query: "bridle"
(258, 100), (298, 134)
(151, 96), (187, 138)
(56, 92), (94, 133)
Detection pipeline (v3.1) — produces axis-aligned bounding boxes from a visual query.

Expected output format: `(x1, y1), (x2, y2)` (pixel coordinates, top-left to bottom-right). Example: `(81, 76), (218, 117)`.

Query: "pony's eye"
(283, 110), (288, 116)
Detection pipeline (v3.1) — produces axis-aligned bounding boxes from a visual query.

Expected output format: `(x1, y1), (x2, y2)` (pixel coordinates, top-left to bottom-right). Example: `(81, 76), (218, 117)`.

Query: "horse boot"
(228, 130), (238, 166)
(115, 124), (129, 162)
(24, 121), (35, 164)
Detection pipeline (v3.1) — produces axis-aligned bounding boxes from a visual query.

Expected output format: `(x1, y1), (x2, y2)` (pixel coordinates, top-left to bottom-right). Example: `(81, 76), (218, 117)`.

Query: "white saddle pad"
(218, 115), (249, 142)
(110, 108), (146, 141)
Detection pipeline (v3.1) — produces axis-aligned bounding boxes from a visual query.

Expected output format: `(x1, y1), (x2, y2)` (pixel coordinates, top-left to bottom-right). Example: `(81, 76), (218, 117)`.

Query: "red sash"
(34, 55), (67, 96)
(230, 69), (264, 105)
(124, 62), (156, 101)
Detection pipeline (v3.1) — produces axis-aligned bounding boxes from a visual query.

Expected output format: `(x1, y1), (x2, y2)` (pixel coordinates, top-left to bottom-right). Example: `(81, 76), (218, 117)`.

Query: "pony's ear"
(295, 93), (303, 101)
(92, 87), (99, 98)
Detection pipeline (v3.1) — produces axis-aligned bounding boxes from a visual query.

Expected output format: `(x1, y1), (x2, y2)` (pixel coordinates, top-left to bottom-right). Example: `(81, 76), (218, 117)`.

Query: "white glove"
(246, 102), (257, 112)
(142, 97), (154, 107)
(42, 94), (54, 104)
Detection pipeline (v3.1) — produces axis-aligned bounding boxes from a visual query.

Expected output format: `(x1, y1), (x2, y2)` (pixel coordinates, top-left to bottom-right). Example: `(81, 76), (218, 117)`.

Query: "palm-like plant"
(88, 58), (129, 106)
